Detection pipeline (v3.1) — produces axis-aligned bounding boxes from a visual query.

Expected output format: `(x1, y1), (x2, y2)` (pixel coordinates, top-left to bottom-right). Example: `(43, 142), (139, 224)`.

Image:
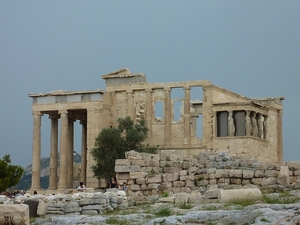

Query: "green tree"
(0, 154), (24, 192)
(91, 116), (157, 181)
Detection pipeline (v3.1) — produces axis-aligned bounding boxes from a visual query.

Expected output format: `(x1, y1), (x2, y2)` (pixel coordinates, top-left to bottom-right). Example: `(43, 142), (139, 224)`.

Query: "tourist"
(77, 182), (86, 191)
(122, 182), (127, 191)
(109, 177), (119, 188)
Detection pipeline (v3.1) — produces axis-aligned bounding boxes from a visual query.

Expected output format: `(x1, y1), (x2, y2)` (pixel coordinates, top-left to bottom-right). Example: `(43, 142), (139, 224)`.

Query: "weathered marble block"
(229, 170), (243, 178)
(163, 167), (182, 173)
(215, 170), (229, 178)
(261, 177), (277, 186)
(243, 170), (255, 179)
(163, 173), (175, 182)
(130, 159), (146, 166)
(115, 166), (130, 173)
(130, 172), (148, 179)
(0, 204), (30, 225)
(115, 159), (130, 166)
(173, 181), (186, 187)
(146, 174), (162, 183)
(265, 169), (280, 177)
(287, 161), (300, 171)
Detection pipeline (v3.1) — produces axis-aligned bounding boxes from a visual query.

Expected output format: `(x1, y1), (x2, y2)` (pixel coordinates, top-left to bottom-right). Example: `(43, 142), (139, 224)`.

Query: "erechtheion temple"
(29, 68), (284, 191)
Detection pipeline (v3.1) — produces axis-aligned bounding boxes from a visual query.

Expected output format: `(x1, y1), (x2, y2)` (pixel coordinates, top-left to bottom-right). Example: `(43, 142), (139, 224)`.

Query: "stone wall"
(116, 150), (299, 196)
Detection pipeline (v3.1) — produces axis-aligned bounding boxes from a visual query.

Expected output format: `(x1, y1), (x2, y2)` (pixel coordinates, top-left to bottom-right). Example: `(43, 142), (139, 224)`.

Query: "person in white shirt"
(77, 182), (86, 191)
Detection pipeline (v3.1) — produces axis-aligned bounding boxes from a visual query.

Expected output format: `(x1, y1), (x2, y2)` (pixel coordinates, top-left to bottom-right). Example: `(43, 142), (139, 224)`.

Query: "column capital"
(59, 110), (68, 115)
(49, 114), (60, 120)
(32, 111), (43, 116)
(183, 86), (191, 91)
(163, 87), (171, 92)
(145, 88), (153, 93)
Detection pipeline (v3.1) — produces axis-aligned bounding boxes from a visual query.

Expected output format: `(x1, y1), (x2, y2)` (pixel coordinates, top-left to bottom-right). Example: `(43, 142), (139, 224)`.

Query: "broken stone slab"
(81, 204), (102, 212)
(157, 196), (176, 203)
(0, 204), (30, 225)
(81, 209), (98, 215)
(125, 150), (143, 160)
(217, 188), (262, 203)
(277, 165), (290, 187)
(63, 202), (82, 213)
(37, 199), (47, 216)
(174, 193), (189, 206)
(204, 189), (219, 199)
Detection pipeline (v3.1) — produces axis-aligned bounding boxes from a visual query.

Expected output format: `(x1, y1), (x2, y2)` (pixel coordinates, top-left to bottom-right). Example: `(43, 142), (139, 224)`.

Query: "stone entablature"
(116, 151), (297, 197)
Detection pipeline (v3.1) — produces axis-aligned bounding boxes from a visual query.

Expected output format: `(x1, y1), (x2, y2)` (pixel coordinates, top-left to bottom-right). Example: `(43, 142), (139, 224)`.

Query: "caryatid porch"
(29, 90), (105, 191)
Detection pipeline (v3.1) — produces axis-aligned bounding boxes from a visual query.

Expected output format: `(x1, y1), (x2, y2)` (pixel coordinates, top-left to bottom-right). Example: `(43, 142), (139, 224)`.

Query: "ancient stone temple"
(29, 68), (284, 191)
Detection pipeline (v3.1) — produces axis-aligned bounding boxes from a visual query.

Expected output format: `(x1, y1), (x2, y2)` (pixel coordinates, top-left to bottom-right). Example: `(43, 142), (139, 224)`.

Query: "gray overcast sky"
(0, 1), (299, 167)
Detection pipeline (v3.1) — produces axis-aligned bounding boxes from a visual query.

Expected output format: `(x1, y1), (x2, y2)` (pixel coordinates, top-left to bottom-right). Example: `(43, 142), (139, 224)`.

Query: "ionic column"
(183, 86), (191, 145)
(245, 110), (252, 136)
(164, 87), (171, 146)
(145, 88), (153, 144)
(127, 90), (134, 119)
(48, 115), (58, 190)
(31, 111), (42, 190)
(80, 120), (87, 185)
(251, 112), (258, 137)
(67, 118), (75, 188)
(277, 110), (283, 163)
(58, 110), (69, 190)
(228, 111), (235, 136)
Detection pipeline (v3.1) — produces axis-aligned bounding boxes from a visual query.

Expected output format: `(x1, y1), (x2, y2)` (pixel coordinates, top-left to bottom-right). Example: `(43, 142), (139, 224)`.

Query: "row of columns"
(225, 110), (268, 139)
(31, 110), (87, 191)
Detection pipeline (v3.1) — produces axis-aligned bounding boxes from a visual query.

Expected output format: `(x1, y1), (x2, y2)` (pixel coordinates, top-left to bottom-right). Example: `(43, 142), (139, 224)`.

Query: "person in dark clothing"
(109, 177), (119, 188)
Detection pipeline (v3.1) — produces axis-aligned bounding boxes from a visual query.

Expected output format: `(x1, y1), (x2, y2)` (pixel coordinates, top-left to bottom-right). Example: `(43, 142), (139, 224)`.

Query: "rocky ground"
(31, 195), (300, 225)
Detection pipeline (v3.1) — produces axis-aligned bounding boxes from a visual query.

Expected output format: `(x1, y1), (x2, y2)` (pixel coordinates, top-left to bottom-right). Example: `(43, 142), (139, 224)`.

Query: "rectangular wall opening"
(196, 114), (203, 138)
(217, 111), (228, 137)
(234, 111), (246, 136)
(154, 101), (164, 122)
(171, 88), (184, 122)
(190, 86), (203, 102)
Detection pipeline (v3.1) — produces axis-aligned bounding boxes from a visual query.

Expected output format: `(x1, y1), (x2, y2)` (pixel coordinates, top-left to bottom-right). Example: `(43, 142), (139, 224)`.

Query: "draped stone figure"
(263, 116), (268, 140)
(257, 114), (264, 138)
(245, 110), (252, 136)
(251, 112), (258, 137)
(228, 111), (235, 136)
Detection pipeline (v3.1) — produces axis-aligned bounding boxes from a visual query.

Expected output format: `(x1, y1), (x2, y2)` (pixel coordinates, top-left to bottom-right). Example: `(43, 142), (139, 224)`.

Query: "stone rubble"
(116, 150), (298, 197)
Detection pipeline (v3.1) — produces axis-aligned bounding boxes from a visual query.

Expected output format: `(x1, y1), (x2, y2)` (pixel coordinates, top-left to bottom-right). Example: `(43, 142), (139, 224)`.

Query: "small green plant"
(206, 221), (218, 225)
(149, 169), (156, 175)
(202, 205), (217, 210)
(228, 198), (256, 208)
(154, 206), (172, 217)
(179, 201), (193, 209)
(162, 191), (169, 197)
(106, 217), (130, 225)
(30, 217), (37, 223)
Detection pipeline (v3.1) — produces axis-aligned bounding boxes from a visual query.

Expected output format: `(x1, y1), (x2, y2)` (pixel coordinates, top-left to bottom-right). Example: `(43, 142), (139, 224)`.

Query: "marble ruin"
(29, 68), (284, 191)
